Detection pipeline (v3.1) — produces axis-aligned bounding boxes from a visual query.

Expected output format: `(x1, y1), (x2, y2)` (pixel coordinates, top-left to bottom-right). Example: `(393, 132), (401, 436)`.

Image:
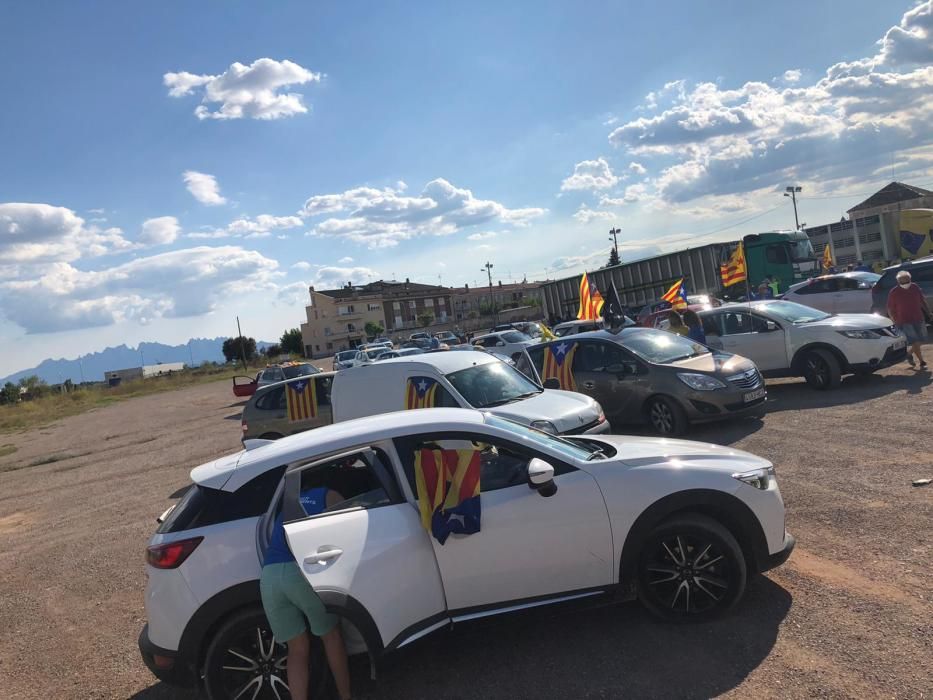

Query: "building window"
(409, 300), (416, 309)
(367, 303), (380, 311)
(837, 254), (857, 265)
(393, 301), (401, 310)
(836, 237), (855, 248)
(326, 342), (333, 350)
(315, 344), (321, 352)
(425, 298), (434, 307)
(337, 305), (356, 316)
(394, 315), (403, 327)
(347, 323), (356, 332)
(438, 297), (445, 306)
(858, 231), (881, 244)
(324, 327), (332, 336)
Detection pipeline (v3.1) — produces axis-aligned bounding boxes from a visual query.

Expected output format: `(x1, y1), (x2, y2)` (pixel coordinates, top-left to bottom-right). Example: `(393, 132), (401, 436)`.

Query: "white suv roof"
(192, 407), (486, 492)
(373, 348), (497, 373)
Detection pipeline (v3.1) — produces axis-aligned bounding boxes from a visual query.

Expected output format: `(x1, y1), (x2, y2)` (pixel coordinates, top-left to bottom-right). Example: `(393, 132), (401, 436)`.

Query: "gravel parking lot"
(0, 364), (930, 699)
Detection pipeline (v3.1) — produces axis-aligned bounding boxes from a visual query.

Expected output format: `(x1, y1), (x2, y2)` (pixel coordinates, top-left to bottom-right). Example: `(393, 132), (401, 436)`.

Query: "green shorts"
(260, 562), (338, 642)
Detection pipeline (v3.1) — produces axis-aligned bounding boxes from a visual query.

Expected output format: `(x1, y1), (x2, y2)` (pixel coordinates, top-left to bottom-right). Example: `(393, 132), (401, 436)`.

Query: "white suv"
(699, 300), (907, 389)
(139, 409), (794, 698)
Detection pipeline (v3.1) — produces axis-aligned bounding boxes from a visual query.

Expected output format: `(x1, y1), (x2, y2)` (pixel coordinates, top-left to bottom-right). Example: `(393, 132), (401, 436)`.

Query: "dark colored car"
(517, 328), (766, 436)
(871, 256), (933, 316)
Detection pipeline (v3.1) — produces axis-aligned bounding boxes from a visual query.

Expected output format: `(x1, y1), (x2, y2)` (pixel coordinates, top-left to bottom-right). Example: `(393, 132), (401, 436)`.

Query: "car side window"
(766, 245), (789, 264)
(910, 265), (933, 284)
(749, 315), (771, 332)
(720, 311), (761, 335)
(283, 448), (401, 522)
(526, 345), (546, 374)
(393, 432), (574, 497)
(702, 313), (723, 336)
(838, 278), (860, 291)
(573, 341), (625, 372)
(255, 387), (285, 411)
(314, 376), (333, 407)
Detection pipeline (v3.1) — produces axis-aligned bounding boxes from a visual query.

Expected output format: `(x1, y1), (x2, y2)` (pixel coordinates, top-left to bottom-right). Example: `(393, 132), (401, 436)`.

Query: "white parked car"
(472, 330), (536, 359)
(332, 350), (608, 435)
(353, 347), (389, 366)
(332, 350), (358, 371)
(699, 300), (906, 389)
(140, 409), (794, 697)
(782, 272), (880, 314)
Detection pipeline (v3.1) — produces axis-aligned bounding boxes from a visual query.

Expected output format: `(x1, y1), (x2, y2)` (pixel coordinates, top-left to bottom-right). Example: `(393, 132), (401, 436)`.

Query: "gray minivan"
(241, 373), (336, 440)
(517, 328), (766, 435)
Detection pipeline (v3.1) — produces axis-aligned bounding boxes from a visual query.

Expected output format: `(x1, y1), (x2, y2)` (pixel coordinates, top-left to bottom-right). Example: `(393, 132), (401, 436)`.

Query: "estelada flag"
(661, 278), (688, 309)
(822, 243), (834, 271)
(414, 448), (481, 545)
(720, 243), (747, 287)
(577, 272), (605, 321)
(285, 378), (317, 422)
(542, 342), (578, 391)
(406, 376), (439, 409)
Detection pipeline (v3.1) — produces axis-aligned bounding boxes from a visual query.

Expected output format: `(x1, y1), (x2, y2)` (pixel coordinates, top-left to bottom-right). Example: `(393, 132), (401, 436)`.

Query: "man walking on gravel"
(887, 270), (931, 369)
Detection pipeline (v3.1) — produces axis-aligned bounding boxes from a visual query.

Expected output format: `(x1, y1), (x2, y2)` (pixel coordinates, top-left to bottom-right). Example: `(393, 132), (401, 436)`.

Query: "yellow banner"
(899, 209), (933, 259)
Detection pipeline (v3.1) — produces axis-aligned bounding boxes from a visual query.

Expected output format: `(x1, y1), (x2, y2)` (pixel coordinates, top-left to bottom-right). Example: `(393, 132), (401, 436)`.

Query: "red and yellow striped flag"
(541, 342), (578, 391)
(720, 243), (747, 287)
(285, 378), (318, 422)
(661, 279), (688, 309)
(577, 272), (605, 321)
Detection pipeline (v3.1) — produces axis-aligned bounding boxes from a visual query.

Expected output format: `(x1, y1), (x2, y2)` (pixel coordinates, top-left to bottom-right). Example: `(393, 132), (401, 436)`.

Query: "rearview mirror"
(496, 341), (505, 347)
(527, 457), (557, 497)
(542, 377), (561, 390)
(765, 321), (778, 331)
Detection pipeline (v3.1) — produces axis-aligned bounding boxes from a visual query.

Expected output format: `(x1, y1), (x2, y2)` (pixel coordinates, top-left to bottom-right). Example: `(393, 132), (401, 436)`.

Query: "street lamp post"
(784, 186), (802, 230)
(481, 262), (497, 325)
(608, 227), (621, 260)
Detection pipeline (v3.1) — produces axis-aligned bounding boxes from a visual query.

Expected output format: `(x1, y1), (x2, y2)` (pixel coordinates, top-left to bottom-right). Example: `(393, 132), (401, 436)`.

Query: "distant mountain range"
(1, 337), (274, 386)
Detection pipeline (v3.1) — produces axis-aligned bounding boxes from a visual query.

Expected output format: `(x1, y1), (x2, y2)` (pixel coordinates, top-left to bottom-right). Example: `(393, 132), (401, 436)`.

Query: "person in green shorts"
(261, 485), (352, 700)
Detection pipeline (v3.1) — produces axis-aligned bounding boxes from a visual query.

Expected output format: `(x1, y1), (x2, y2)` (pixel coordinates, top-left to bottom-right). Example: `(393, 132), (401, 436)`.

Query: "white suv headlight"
(677, 373), (726, 391)
(837, 329), (881, 339)
(530, 420), (558, 434)
(732, 466), (775, 490)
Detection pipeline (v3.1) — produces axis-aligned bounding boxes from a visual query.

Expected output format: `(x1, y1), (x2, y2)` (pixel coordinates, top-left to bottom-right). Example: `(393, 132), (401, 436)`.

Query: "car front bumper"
(138, 624), (197, 688)
(678, 387), (768, 424)
(761, 530), (796, 572)
(848, 343), (907, 372)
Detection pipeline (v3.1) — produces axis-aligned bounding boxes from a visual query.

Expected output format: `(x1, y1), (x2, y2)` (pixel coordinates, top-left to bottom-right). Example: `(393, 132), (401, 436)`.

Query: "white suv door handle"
(304, 547), (343, 565)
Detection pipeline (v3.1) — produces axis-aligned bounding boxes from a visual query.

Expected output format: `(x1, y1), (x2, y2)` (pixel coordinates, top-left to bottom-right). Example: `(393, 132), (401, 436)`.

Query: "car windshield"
(501, 331), (531, 343)
(446, 361), (542, 408)
(622, 329), (710, 364)
(336, 351), (356, 361)
(791, 236), (816, 262)
(753, 300), (830, 323)
(485, 415), (594, 462)
(282, 364), (318, 379)
(364, 349), (384, 360)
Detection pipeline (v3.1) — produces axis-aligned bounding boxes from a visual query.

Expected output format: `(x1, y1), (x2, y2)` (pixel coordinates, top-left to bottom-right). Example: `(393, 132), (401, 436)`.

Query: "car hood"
(670, 352), (756, 375)
(796, 313), (892, 330)
(487, 389), (601, 432)
(583, 434), (771, 473)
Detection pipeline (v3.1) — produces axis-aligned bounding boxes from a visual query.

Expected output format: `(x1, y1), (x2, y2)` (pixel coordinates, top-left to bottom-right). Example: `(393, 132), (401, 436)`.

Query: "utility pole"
(609, 227), (621, 258)
(784, 186), (802, 230)
(188, 340), (194, 367)
(236, 316), (248, 372)
(481, 261), (497, 325)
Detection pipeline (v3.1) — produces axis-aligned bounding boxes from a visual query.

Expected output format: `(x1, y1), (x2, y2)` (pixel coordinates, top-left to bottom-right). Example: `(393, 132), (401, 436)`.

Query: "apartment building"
(299, 279), (452, 358)
(803, 182), (933, 268)
(450, 280), (545, 321)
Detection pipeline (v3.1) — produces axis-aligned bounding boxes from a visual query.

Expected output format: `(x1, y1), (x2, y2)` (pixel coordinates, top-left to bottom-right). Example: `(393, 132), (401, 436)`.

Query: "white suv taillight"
(146, 536), (203, 569)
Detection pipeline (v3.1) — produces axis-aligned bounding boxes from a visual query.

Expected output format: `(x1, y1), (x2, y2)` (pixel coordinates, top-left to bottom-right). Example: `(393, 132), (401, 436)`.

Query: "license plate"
(892, 338), (906, 350)
(744, 387), (766, 403)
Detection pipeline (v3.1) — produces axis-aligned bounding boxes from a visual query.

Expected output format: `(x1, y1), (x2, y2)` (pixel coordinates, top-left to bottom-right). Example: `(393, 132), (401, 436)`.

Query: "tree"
(262, 344), (282, 357)
(416, 311), (434, 327)
(364, 321), (385, 339)
(280, 328), (304, 355)
(0, 382), (18, 405)
(607, 246), (621, 267)
(222, 336), (257, 364)
(18, 375), (48, 399)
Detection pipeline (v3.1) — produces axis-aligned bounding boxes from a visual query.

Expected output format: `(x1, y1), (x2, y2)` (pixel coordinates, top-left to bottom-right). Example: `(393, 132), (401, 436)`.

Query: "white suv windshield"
(501, 331), (530, 343)
(754, 300), (830, 323)
(446, 361), (541, 408)
(336, 351), (356, 361)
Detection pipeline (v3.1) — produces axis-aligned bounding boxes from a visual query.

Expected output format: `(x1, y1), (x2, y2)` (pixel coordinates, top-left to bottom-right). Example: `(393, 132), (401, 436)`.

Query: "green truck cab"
(739, 230), (819, 295)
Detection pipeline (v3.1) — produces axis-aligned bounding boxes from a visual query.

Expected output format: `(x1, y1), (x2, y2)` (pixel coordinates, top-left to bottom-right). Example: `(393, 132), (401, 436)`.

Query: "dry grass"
(0, 365), (249, 435)
(0, 444), (16, 458)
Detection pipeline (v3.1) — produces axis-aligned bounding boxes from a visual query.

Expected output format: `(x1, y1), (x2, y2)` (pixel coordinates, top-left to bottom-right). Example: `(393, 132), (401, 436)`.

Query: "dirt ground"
(0, 364), (931, 699)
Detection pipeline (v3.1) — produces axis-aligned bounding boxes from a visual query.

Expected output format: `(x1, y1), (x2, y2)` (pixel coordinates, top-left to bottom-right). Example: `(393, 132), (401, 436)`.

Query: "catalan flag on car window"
(285, 379), (317, 422)
(406, 376), (439, 409)
(541, 342), (578, 391)
(414, 447), (481, 544)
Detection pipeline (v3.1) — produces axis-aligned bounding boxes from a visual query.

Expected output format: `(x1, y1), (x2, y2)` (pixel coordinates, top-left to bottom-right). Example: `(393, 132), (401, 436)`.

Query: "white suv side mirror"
(527, 458), (557, 497)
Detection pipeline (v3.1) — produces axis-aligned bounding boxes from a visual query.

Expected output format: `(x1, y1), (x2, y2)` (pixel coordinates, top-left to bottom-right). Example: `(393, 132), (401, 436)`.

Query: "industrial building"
(105, 362), (186, 386)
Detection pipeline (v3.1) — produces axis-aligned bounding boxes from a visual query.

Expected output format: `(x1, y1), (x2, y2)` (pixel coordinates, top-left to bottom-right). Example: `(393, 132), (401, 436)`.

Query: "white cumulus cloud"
(467, 231), (497, 240)
(302, 179), (545, 248)
(573, 205), (615, 224)
(313, 266), (380, 288)
(560, 157), (620, 191)
(291, 261), (313, 271)
(187, 214), (303, 240)
(337, 256), (354, 263)
(164, 58), (322, 120)
(140, 216), (181, 245)
(0, 246), (279, 333)
(782, 69), (802, 84)
(183, 170), (227, 206)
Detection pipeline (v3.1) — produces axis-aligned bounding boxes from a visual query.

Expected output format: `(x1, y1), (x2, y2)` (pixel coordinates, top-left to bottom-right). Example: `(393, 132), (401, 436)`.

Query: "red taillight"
(146, 536), (203, 569)
(241, 423), (248, 432)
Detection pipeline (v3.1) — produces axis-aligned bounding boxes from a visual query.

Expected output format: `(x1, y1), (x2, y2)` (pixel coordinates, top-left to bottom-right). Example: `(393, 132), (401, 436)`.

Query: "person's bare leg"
(286, 632), (311, 700)
(322, 626), (351, 700)
(913, 341), (925, 366)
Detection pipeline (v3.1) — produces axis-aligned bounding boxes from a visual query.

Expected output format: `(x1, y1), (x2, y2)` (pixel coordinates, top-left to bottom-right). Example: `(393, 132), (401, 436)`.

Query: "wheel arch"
(617, 489), (769, 600)
(791, 342), (849, 373)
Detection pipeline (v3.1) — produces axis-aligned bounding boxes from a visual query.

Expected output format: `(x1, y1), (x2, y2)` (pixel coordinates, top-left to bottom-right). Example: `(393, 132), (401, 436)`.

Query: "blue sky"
(2, 0), (932, 376)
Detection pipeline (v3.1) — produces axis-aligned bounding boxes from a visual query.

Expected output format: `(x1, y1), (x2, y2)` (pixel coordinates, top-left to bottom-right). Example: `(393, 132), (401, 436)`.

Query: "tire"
(202, 606), (330, 700)
(802, 349), (841, 390)
(646, 396), (688, 436)
(636, 513), (747, 623)
(258, 432), (284, 440)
